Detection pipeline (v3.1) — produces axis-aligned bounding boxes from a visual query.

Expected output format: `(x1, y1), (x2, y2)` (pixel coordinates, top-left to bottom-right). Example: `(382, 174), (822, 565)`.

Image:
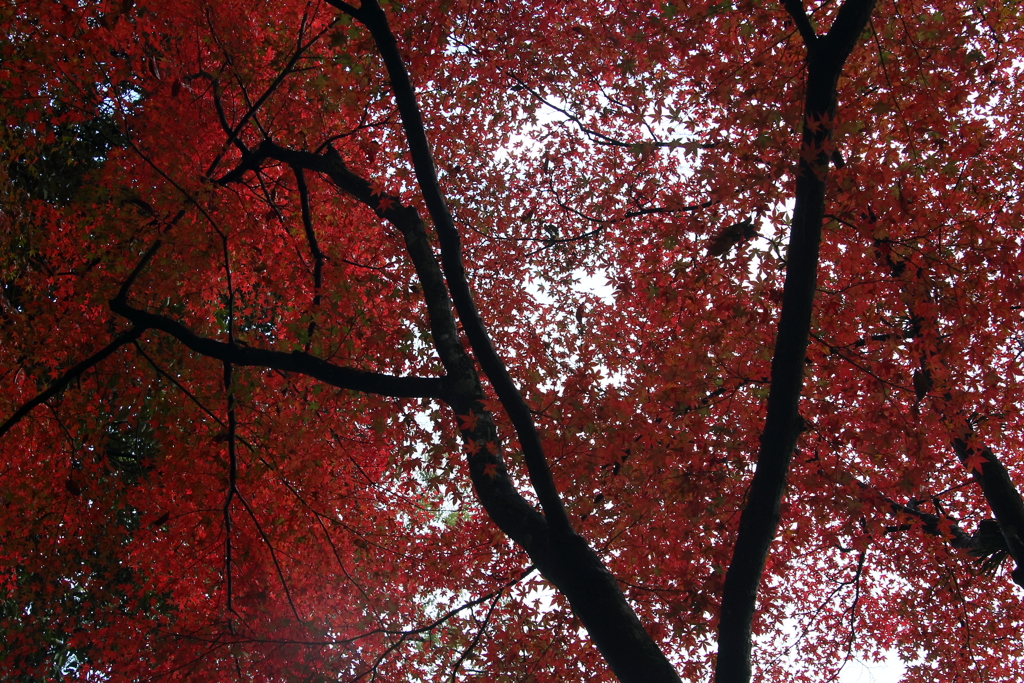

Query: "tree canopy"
(2, 0), (1024, 681)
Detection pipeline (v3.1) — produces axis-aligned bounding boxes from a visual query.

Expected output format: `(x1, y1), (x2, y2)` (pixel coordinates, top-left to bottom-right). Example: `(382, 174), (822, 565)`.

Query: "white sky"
(839, 656), (905, 683)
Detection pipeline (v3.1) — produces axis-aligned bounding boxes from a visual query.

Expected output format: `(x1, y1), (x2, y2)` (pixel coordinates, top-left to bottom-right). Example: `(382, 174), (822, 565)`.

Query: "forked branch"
(716, 2), (877, 682)
(220, 4), (685, 677)
(334, 0), (573, 536)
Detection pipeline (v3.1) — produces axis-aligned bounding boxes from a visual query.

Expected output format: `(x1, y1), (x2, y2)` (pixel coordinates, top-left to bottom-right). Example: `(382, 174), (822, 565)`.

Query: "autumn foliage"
(3, 0), (1024, 681)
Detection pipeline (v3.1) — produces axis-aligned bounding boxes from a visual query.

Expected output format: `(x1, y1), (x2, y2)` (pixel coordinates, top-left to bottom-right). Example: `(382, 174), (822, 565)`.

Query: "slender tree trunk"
(715, 3), (877, 681)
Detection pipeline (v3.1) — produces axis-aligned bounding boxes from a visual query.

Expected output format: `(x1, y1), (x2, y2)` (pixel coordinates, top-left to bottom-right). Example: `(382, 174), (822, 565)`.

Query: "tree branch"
(293, 166), (325, 350)
(822, 0), (878, 63)
(951, 436), (1024, 586)
(216, 25), (683, 679)
(448, 586), (503, 683)
(109, 300), (445, 399)
(862, 208), (1024, 588)
(852, 478), (975, 550)
(783, 0), (818, 46)
(346, 0), (573, 536)
(293, 166), (324, 299)
(235, 488), (305, 622)
(203, 21), (337, 178)
(0, 326), (145, 439)
(113, 239), (164, 304)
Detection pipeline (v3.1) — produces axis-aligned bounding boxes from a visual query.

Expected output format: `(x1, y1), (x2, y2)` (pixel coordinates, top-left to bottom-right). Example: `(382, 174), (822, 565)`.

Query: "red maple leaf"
(965, 451), (989, 474)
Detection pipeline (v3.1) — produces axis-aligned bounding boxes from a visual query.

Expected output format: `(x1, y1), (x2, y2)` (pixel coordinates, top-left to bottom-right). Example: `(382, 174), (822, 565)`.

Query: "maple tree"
(3, 0), (1024, 681)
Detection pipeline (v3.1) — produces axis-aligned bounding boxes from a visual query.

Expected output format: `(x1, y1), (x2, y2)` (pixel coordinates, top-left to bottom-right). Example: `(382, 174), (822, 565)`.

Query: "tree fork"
(715, 2), (877, 682)
(219, 137), (684, 683)
(229, 4), (692, 678)
(336, 0), (575, 537)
